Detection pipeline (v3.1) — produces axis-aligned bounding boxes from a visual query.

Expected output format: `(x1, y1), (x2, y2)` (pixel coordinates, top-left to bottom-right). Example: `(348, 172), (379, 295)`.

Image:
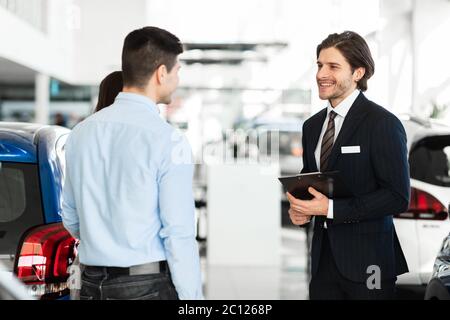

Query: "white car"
(395, 115), (450, 286)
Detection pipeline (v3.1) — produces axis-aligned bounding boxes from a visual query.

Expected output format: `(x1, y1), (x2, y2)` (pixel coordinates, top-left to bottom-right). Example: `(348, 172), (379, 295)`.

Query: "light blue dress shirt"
(61, 92), (203, 299)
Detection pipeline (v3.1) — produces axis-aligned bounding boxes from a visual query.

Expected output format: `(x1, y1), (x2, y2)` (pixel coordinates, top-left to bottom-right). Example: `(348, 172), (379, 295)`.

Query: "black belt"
(84, 261), (168, 276)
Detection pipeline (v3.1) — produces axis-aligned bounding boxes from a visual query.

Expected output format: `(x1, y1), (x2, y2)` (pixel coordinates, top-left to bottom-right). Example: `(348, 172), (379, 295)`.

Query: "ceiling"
(0, 57), (36, 85)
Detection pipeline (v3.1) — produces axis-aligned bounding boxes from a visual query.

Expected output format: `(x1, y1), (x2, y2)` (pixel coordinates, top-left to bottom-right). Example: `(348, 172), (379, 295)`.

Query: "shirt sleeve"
(157, 132), (204, 300)
(327, 199), (334, 219)
(60, 139), (80, 239)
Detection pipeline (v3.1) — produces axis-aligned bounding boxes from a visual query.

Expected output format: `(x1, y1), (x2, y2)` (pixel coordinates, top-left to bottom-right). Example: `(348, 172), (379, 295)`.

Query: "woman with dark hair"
(94, 71), (123, 112)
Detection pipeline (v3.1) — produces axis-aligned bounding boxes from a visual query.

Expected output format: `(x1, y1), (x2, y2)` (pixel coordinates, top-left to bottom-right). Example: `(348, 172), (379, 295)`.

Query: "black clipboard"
(278, 171), (353, 200)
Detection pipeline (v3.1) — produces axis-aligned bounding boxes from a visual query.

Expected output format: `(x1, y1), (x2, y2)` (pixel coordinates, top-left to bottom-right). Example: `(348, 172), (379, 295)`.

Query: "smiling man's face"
(316, 47), (363, 107)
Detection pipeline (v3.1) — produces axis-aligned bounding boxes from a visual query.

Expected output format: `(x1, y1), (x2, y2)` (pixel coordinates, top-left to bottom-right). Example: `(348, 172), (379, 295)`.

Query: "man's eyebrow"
(328, 62), (341, 67)
(316, 61), (341, 67)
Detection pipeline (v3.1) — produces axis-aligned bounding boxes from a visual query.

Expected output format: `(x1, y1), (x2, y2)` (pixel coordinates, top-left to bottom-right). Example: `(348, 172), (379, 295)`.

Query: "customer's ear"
(156, 64), (168, 85)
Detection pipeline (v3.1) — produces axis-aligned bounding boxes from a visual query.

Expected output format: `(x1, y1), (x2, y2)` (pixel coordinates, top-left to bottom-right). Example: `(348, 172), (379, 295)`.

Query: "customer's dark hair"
(122, 26), (183, 88)
(316, 31), (374, 91)
(95, 71), (123, 113)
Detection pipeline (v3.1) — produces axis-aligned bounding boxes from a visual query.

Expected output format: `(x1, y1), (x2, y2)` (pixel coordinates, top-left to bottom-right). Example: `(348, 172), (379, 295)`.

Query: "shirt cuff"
(327, 199), (334, 219)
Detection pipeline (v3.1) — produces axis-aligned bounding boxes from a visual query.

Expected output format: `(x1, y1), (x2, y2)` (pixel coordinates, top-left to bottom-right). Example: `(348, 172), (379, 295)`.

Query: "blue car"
(0, 122), (77, 299)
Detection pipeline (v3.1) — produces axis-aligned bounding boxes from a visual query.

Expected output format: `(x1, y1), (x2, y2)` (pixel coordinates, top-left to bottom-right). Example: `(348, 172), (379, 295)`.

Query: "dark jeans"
(80, 265), (178, 300)
(309, 230), (397, 300)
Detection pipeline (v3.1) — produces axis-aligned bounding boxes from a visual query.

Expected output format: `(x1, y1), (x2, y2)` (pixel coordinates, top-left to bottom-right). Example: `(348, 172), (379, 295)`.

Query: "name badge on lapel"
(341, 146), (361, 154)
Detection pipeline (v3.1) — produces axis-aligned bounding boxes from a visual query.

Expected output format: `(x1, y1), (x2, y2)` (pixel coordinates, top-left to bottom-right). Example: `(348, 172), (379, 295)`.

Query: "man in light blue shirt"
(61, 26), (203, 300)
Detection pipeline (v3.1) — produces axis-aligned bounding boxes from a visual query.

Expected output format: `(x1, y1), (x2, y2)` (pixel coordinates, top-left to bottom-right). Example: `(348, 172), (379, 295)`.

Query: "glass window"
(0, 165), (26, 222)
(409, 135), (450, 187)
(0, 162), (44, 256)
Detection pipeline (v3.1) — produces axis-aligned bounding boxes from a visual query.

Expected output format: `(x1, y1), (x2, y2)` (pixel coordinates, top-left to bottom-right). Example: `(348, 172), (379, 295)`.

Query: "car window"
(409, 135), (450, 187)
(0, 165), (26, 222)
(0, 162), (44, 256)
(279, 132), (302, 157)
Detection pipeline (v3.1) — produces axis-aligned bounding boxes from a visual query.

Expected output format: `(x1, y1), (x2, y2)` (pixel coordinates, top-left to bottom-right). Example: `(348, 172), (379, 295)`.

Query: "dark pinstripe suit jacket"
(302, 92), (410, 282)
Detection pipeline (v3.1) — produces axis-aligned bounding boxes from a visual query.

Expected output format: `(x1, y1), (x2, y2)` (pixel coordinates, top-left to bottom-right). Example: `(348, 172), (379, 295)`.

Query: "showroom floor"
(201, 227), (309, 300)
(199, 227), (426, 300)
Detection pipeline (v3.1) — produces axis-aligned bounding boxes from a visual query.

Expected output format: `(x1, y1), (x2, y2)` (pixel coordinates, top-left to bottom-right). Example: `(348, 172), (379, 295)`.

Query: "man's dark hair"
(316, 31), (374, 91)
(122, 26), (183, 88)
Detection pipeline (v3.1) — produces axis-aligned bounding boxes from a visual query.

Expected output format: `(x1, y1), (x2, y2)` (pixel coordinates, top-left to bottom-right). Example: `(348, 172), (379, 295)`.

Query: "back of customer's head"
(121, 26), (183, 90)
(95, 71), (123, 113)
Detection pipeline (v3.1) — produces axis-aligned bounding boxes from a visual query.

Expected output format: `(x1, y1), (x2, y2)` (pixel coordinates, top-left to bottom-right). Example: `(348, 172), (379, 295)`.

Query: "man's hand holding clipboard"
(278, 171), (352, 226)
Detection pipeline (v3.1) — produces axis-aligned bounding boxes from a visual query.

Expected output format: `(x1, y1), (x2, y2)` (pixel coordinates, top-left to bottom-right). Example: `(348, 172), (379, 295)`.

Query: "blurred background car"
(425, 232), (450, 300)
(0, 122), (77, 300)
(235, 116), (303, 175)
(239, 117), (303, 227)
(193, 115), (303, 236)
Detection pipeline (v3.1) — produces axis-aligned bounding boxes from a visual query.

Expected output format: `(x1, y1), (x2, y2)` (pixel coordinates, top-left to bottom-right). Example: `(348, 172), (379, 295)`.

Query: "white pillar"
(35, 73), (50, 124)
(377, 0), (414, 114)
(206, 162), (281, 267)
(411, 0), (420, 115)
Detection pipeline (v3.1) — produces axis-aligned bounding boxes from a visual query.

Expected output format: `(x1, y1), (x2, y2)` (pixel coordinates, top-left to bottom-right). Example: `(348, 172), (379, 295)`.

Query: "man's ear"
(354, 67), (365, 82)
(156, 64), (167, 85)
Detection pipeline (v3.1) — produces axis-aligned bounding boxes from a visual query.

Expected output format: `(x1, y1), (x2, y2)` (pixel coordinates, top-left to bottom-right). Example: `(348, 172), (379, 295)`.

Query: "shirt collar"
(326, 89), (360, 118)
(114, 92), (160, 114)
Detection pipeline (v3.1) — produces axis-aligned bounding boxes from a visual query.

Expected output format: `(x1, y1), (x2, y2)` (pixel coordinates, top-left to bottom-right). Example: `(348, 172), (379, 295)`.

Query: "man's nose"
(317, 67), (328, 79)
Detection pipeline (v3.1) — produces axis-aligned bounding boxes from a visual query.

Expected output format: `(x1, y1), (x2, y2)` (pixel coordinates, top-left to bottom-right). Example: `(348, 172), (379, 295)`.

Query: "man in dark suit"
(287, 31), (410, 300)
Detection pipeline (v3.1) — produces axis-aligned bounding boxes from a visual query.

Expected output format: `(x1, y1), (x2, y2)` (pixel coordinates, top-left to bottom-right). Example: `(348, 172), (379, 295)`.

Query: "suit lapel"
(326, 92), (370, 171)
(307, 108), (327, 172)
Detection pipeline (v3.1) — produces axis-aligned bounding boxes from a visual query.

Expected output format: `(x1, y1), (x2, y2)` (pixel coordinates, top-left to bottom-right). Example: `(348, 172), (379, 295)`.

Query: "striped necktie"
(320, 111), (337, 171)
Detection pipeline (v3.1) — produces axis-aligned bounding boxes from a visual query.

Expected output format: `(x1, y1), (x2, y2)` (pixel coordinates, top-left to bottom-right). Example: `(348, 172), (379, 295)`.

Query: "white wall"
(72, 0), (147, 85)
(375, 0), (450, 118)
(414, 0), (450, 117)
(0, 0), (148, 85)
(0, 0), (75, 82)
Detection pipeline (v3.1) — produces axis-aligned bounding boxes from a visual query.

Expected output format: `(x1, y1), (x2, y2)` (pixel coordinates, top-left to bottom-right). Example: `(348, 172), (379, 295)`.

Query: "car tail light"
(14, 223), (77, 299)
(396, 187), (448, 220)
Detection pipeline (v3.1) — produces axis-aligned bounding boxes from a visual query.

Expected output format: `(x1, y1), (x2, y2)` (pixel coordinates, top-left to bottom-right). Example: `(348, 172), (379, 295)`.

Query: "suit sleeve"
(333, 115), (411, 224)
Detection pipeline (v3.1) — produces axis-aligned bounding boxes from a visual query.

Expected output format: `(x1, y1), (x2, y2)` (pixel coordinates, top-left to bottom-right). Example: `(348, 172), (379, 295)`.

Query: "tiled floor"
(201, 227), (309, 300)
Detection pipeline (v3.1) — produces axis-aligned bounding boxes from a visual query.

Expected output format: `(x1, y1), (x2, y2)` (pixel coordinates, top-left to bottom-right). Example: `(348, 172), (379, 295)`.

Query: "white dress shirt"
(314, 89), (360, 224)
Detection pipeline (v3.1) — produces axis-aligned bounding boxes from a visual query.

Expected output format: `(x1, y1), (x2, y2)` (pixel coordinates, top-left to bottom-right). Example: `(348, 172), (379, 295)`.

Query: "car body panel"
(36, 126), (70, 223)
(0, 124), (40, 163)
(394, 118), (450, 285)
(0, 122), (70, 224)
(411, 179), (450, 283)
(0, 122), (72, 299)
(425, 233), (450, 299)
(394, 219), (422, 285)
